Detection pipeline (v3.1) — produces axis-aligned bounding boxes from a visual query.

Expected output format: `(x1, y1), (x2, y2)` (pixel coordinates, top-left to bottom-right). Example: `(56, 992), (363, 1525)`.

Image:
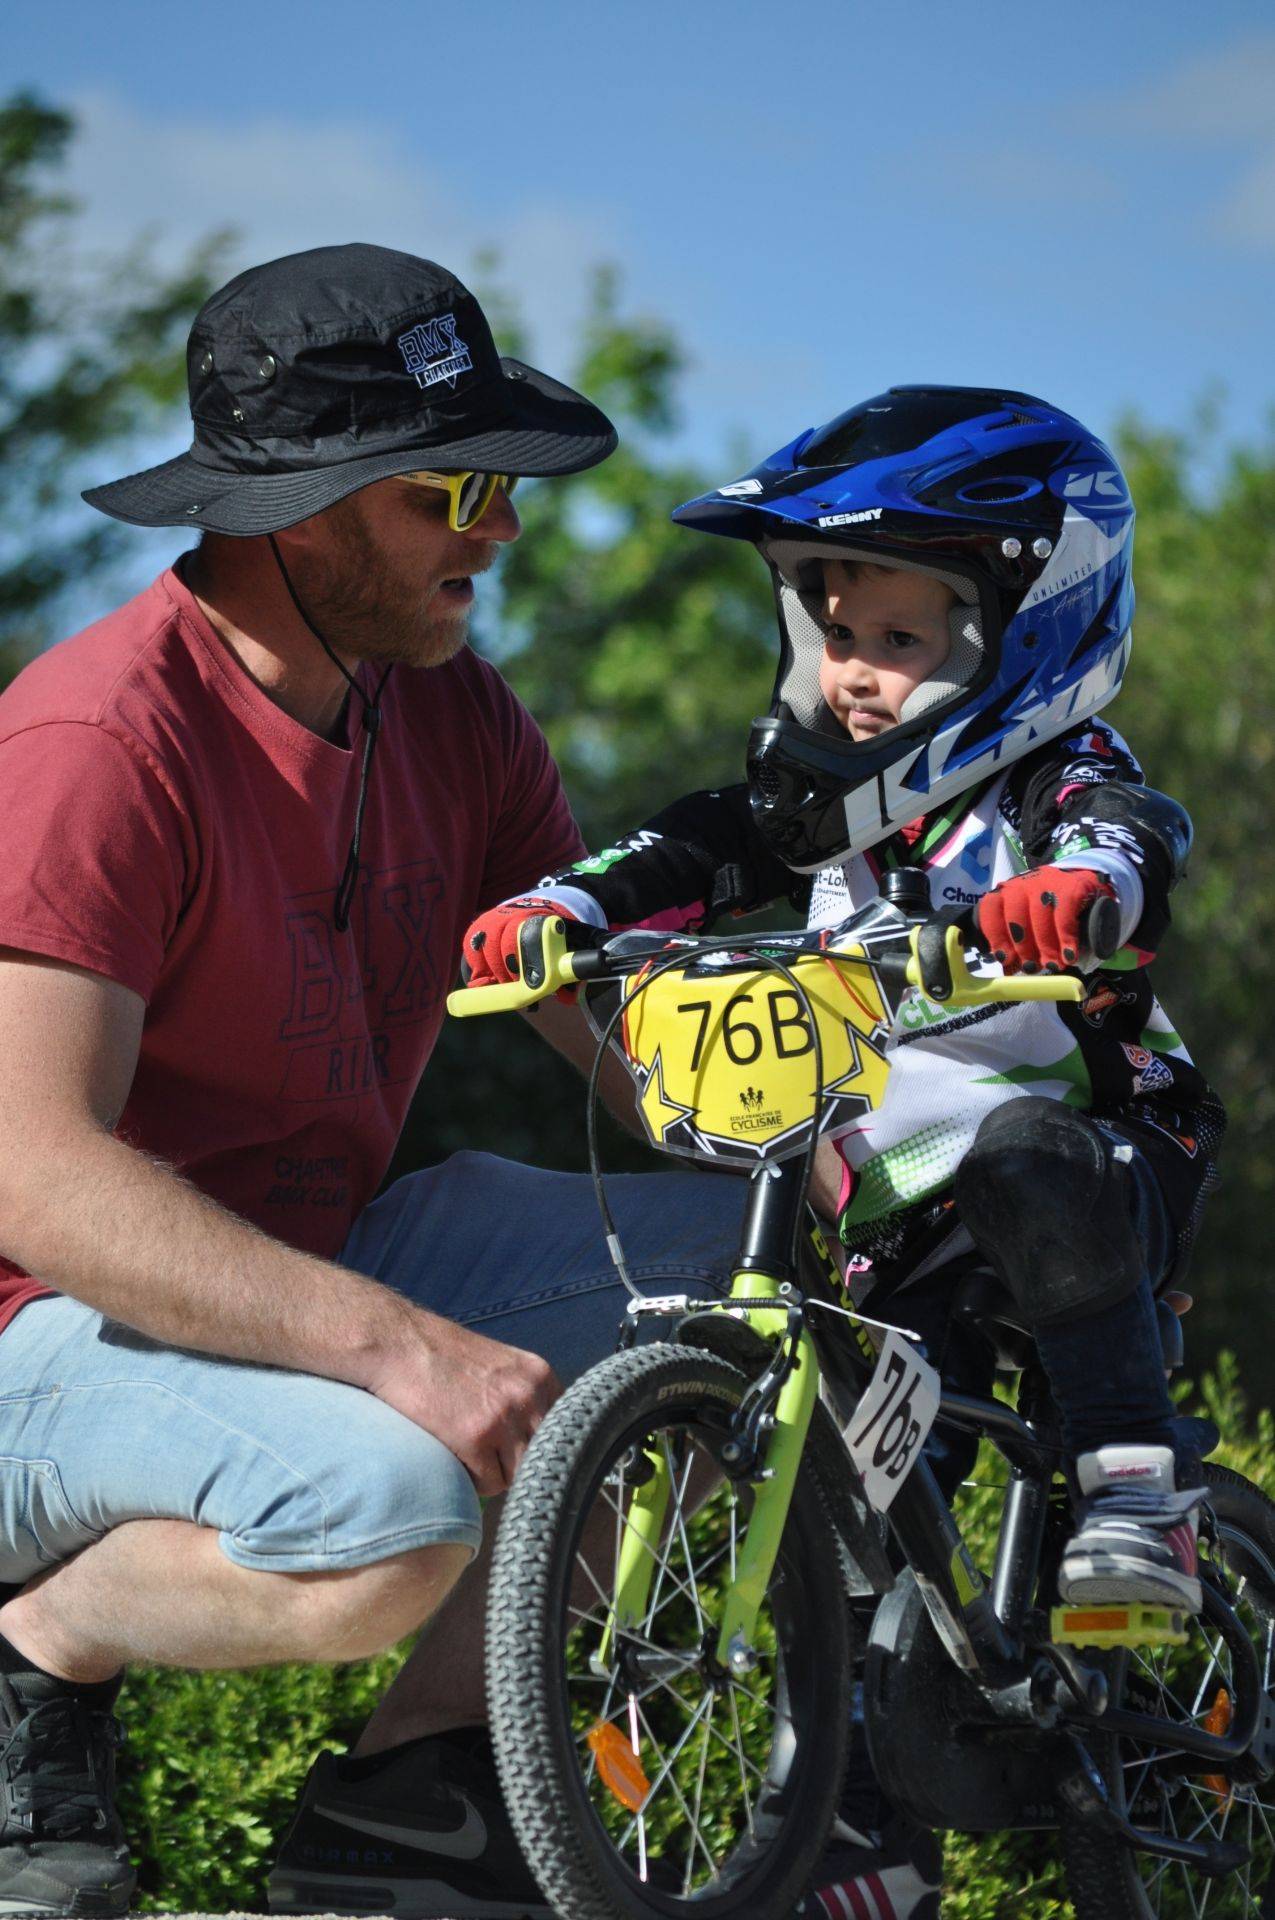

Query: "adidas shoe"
(266, 1724), (550, 1918)
(1059, 1444), (1204, 1612)
(0, 1668), (133, 1917)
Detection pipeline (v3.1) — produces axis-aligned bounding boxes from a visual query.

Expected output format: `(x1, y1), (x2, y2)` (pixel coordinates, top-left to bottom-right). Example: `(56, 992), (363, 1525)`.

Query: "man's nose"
(466, 483), (521, 545)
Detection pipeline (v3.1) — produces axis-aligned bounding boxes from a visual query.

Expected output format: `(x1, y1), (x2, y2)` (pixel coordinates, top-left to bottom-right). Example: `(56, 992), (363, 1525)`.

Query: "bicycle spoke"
(1186, 1635), (1228, 1721)
(1173, 1859), (1205, 1920)
(638, 1442), (694, 1638)
(1123, 1573), (1275, 1920)
(572, 1538), (706, 1661)
(634, 1695), (723, 1886)
(642, 1533), (733, 1636)
(611, 1691), (713, 1854)
(663, 1434), (707, 1636)
(595, 1483), (705, 1623)
(1135, 1648), (1199, 1728)
(612, 1691), (716, 1872)
(628, 1694), (650, 1886)
(572, 1651), (703, 1756)
(638, 1668), (772, 1788)
(729, 1671), (794, 1725)
(683, 1694), (716, 1897)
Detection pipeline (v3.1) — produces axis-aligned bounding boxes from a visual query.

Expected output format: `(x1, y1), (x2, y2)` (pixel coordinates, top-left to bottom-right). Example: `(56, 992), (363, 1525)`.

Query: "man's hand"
(977, 867), (1116, 973)
(367, 1312), (561, 1498)
(460, 896), (576, 990)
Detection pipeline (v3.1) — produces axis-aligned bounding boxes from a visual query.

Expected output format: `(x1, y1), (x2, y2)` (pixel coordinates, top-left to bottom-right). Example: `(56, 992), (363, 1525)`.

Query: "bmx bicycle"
(449, 874), (1275, 1919)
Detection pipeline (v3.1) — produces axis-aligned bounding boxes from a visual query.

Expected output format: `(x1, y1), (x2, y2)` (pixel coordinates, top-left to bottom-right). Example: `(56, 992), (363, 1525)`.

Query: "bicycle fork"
(596, 1268), (819, 1674)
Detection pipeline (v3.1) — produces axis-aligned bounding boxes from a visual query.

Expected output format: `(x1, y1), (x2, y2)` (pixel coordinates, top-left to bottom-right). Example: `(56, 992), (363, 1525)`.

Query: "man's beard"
(295, 497), (496, 669)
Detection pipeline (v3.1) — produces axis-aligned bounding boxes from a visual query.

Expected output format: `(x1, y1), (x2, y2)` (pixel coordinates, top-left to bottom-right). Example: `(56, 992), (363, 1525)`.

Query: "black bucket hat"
(83, 243), (618, 535)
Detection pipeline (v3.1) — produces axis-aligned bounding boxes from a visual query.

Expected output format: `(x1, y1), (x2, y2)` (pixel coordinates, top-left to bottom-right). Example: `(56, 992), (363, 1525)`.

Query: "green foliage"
(117, 1648), (407, 1911)
(0, 89), (229, 658)
(1104, 412), (1275, 1379)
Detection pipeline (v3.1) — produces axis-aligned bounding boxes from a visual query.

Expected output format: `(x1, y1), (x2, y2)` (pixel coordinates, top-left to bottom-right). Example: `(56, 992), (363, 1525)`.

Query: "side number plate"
(845, 1330), (941, 1513)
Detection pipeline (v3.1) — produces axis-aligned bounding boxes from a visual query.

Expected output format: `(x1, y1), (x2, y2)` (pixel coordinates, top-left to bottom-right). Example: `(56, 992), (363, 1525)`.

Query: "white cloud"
(1216, 146), (1275, 249)
(1102, 33), (1275, 254)
(1116, 32), (1275, 142)
(63, 88), (618, 372)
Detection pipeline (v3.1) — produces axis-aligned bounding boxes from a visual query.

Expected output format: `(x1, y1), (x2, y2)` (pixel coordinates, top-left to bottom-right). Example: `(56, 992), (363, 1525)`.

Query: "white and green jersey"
(804, 729), (1202, 1239)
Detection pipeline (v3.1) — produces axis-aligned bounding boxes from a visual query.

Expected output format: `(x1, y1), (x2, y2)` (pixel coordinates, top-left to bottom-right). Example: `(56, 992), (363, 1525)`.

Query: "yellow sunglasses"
(401, 468), (519, 532)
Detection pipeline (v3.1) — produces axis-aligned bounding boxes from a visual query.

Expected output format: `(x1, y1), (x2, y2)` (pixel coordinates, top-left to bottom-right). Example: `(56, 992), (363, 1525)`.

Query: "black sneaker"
(0, 1669), (133, 1917)
(266, 1725), (550, 1918)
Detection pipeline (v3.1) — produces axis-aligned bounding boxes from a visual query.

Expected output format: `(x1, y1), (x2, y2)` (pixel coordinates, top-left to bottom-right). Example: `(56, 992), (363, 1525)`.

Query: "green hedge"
(116, 1355), (1272, 1914)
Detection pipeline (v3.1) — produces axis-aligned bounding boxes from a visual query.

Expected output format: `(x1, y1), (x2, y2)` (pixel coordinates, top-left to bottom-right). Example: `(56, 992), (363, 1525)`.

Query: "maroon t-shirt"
(0, 566), (584, 1333)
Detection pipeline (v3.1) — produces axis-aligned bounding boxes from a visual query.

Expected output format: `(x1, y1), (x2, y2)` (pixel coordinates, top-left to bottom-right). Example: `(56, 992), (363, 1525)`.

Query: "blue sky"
(11, 0), (1275, 487)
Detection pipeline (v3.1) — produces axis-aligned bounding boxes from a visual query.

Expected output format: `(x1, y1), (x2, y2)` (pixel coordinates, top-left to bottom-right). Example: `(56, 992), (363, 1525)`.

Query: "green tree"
(0, 90), (228, 661)
(491, 264), (774, 841)
(1104, 412), (1275, 1379)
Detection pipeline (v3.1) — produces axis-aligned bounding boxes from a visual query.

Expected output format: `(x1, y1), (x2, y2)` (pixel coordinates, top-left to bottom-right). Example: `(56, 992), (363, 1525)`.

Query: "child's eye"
(886, 630), (921, 650)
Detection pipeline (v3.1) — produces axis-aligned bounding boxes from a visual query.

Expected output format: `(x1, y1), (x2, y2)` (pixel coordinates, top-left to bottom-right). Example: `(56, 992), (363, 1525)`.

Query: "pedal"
(1051, 1603), (1189, 1649)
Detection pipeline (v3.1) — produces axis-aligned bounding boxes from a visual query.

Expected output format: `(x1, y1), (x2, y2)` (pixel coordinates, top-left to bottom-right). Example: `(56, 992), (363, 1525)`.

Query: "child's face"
(819, 560), (955, 740)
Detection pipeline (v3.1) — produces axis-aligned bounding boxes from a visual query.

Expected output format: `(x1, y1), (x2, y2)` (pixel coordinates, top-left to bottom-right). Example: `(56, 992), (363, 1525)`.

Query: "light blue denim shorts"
(0, 1152), (743, 1586)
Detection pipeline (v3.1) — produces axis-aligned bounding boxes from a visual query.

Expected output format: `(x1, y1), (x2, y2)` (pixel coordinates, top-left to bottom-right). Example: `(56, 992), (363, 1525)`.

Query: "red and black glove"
(460, 897), (579, 991)
(976, 868), (1117, 974)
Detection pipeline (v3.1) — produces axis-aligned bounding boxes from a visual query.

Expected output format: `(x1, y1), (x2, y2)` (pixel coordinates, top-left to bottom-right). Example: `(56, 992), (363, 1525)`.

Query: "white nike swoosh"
(312, 1797), (488, 1861)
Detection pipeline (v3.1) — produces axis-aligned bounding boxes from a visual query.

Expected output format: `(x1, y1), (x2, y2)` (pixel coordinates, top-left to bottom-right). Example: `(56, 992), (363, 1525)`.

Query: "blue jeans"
(898, 1123), (1180, 1497)
(0, 1153), (744, 1586)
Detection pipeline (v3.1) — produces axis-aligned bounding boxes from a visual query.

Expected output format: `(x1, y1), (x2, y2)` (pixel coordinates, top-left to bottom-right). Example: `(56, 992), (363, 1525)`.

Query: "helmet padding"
(762, 540), (985, 732)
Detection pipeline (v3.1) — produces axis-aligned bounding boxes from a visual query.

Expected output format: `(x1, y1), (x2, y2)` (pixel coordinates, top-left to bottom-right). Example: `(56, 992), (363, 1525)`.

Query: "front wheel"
(1062, 1464), (1275, 1917)
(486, 1343), (854, 1920)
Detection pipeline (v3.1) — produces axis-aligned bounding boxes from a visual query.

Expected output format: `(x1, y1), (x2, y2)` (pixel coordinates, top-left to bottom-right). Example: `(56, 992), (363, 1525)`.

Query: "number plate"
(618, 946), (891, 1168)
(845, 1330), (941, 1513)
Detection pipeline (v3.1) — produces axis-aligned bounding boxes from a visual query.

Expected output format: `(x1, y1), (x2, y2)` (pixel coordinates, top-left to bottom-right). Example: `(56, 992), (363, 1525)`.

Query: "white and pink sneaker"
(1059, 1444), (1204, 1613)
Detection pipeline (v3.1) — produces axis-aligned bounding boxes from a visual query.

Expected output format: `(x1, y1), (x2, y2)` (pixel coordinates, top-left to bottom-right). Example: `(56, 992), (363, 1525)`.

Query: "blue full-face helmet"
(673, 384), (1135, 873)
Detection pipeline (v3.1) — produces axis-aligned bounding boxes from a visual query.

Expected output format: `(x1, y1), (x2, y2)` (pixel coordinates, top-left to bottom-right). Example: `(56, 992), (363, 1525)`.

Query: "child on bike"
(460, 385), (1225, 1918)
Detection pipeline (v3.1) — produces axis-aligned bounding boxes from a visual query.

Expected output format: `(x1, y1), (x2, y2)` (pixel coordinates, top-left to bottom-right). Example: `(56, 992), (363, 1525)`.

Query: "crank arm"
(1059, 1735), (1250, 1878)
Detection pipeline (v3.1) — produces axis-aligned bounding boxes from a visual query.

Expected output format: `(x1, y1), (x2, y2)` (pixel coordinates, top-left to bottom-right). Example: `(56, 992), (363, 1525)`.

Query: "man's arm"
(0, 952), (555, 1495)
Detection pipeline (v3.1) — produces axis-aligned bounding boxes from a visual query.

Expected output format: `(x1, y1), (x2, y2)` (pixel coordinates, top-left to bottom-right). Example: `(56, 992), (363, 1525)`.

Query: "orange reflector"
(1062, 1609), (1129, 1634)
(1201, 1688), (1234, 1805)
(587, 1718), (650, 1813)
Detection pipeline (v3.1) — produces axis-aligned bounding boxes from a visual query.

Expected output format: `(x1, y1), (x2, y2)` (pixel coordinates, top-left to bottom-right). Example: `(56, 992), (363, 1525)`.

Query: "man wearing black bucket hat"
(0, 244), (743, 1919)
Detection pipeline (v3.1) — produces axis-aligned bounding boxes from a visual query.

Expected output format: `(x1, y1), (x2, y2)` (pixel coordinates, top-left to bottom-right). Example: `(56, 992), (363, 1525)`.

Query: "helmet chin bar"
(746, 628), (1129, 876)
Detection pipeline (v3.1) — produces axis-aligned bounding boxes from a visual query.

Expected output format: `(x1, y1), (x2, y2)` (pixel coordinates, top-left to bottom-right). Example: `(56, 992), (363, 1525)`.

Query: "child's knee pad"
(953, 1098), (1144, 1330)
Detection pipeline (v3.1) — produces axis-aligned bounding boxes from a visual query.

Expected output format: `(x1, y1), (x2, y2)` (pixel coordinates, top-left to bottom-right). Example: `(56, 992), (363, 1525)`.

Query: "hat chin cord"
(266, 534), (392, 933)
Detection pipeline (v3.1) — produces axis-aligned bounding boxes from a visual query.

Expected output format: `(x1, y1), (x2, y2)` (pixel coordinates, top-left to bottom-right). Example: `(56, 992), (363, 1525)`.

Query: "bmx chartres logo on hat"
(397, 315), (474, 392)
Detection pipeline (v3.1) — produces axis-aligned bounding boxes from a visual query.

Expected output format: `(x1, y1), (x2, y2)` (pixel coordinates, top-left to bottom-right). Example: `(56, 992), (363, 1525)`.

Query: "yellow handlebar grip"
(906, 925), (1083, 1006)
(446, 916), (580, 1019)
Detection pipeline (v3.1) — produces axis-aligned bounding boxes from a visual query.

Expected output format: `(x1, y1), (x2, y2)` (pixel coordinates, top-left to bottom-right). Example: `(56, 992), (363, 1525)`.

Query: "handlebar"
(446, 907), (1098, 1022)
